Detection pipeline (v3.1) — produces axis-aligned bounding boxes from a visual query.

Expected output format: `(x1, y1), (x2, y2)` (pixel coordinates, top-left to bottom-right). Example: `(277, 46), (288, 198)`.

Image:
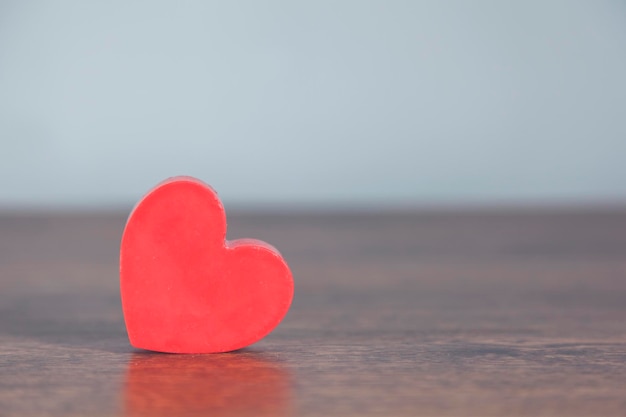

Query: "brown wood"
(1, 208), (626, 416)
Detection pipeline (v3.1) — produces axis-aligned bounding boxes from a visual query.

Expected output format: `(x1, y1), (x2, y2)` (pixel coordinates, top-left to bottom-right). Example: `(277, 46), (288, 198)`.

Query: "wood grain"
(1, 209), (626, 416)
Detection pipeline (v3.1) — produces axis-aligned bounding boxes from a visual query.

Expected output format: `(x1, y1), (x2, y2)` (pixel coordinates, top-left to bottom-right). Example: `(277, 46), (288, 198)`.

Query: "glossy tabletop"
(1, 209), (626, 416)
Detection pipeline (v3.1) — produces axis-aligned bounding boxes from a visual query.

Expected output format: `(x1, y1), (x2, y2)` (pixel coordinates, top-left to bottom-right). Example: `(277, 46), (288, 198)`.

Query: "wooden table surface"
(1, 209), (626, 417)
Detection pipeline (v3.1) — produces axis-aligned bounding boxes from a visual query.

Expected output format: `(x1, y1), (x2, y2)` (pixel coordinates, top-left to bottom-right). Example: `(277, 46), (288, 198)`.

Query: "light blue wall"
(1, 1), (625, 207)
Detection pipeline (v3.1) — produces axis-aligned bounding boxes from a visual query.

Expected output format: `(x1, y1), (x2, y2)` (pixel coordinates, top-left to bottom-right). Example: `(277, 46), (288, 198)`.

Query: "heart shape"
(120, 176), (294, 353)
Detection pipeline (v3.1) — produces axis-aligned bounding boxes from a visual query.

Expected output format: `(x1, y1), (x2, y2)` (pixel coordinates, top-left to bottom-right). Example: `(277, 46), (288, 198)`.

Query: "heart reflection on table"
(123, 351), (292, 417)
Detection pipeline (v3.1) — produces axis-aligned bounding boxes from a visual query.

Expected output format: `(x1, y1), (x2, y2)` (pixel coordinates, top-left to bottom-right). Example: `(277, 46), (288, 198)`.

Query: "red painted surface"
(120, 176), (294, 353)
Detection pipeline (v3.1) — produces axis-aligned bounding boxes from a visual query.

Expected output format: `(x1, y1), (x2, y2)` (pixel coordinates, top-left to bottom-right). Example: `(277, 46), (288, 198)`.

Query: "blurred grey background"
(1, 0), (625, 208)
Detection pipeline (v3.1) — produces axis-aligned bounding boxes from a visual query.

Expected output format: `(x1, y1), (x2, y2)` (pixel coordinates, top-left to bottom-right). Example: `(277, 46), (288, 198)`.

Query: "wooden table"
(1, 209), (626, 416)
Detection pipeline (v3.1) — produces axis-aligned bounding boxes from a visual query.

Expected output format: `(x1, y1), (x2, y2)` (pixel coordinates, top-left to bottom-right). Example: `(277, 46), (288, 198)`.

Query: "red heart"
(120, 176), (294, 353)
